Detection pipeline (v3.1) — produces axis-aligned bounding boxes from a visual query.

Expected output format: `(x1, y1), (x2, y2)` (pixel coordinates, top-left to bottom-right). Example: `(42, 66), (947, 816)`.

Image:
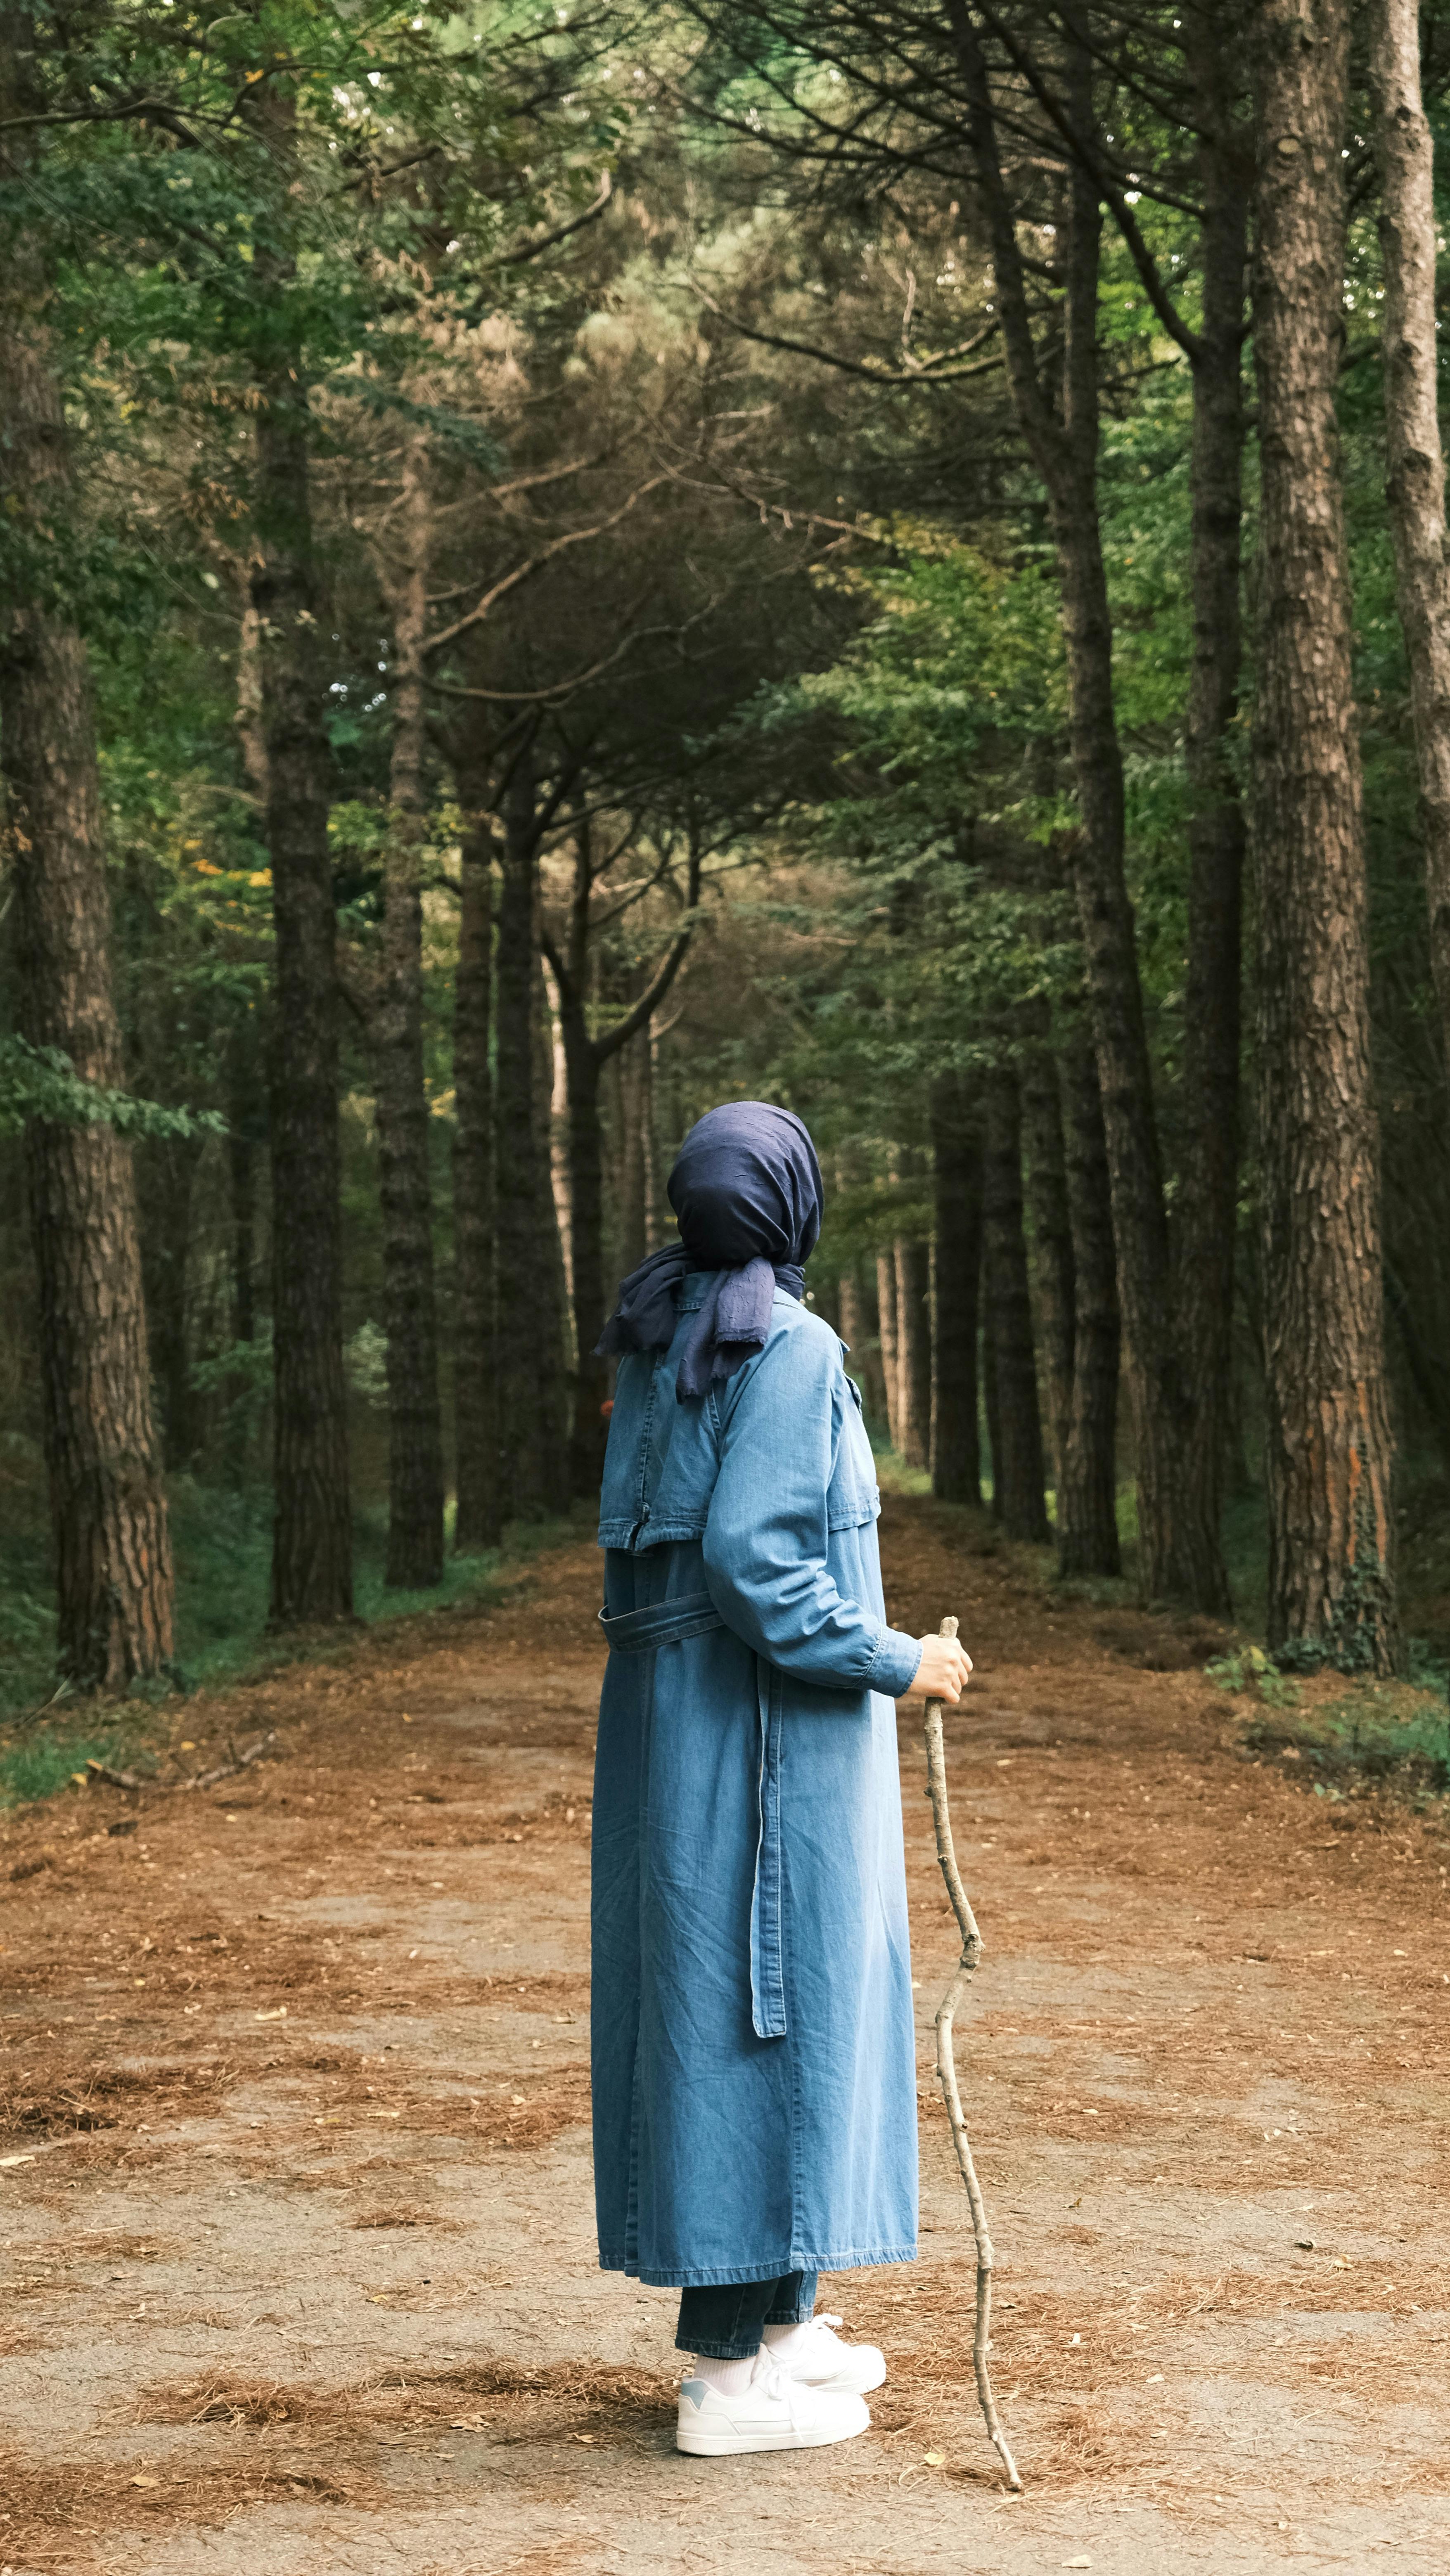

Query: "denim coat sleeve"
(701, 1321), (923, 1698)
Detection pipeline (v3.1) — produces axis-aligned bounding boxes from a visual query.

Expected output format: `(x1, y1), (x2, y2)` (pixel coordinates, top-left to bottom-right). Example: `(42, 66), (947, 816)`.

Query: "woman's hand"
(906, 1632), (973, 1702)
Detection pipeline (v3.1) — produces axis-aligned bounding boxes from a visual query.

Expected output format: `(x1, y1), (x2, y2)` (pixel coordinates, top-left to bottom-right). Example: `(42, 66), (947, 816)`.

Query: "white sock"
(761, 2318), (815, 2361)
(691, 2349), (761, 2397)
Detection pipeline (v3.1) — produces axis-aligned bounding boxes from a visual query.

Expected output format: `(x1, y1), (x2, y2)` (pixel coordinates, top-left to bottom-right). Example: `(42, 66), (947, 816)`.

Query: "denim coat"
(591, 1276), (923, 2288)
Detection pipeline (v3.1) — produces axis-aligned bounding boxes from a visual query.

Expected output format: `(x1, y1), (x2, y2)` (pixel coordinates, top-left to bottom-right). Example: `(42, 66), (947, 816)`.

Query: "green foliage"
(0, 1726), (139, 1811)
(1206, 1646), (1301, 1713)
(1246, 1682), (1450, 1797)
(0, 1474), (580, 1740)
(0, 1037), (225, 1141)
(344, 1321), (391, 1408)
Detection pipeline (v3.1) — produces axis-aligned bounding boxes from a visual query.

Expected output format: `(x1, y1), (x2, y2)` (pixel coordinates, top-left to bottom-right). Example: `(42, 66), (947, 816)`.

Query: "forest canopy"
(4, 0), (1450, 1707)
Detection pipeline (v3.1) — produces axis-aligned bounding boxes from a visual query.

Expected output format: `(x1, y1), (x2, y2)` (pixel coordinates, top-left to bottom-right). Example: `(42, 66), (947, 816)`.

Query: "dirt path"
(2, 1498), (1448, 2576)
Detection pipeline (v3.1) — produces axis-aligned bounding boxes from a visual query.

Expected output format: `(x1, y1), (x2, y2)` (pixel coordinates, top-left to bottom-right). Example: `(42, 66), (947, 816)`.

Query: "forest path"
(1, 1498), (1448, 2576)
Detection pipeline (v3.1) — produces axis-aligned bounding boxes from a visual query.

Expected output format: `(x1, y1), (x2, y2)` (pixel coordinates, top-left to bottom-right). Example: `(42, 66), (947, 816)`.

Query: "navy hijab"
(596, 1101), (824, 1399)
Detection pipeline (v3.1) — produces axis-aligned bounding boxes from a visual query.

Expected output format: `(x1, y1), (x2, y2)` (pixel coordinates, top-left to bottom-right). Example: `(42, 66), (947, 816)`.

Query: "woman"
(591, 1101), (971, 2458)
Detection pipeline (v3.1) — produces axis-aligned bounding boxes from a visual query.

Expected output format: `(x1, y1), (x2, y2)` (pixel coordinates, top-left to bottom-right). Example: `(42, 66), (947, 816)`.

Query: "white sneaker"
(675, 2353), (871, 2455)
(770, 2313), (886, 2397)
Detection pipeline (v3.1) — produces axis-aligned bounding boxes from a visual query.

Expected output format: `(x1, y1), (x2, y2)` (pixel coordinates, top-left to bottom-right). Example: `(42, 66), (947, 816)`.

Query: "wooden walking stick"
(924, 1613), (1023, 2491)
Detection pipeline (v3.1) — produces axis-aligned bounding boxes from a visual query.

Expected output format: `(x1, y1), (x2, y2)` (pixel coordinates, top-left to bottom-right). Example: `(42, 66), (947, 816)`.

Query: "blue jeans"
(675, 2270), (818, 2361)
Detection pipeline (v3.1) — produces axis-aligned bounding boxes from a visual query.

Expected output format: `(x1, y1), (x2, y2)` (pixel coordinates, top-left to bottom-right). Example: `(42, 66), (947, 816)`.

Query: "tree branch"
(500, 168), (612, 264)
(590, 841), (705, 1063)
(693, 279), (1003, 387)
(976, 1), (1202, 365)
(421, 480), (670, 658)
(942, 0), (1068, 488)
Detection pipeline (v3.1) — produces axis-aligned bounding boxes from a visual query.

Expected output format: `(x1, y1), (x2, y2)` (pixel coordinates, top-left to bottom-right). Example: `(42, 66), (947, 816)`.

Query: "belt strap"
(598, 1582), (785, 2041)
(597, 1589), (725, 1654)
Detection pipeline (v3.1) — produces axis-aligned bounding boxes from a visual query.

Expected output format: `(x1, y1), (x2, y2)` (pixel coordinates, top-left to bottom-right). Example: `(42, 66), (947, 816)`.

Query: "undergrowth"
(0, 1725), (136, 1809)
(1240, 1679), (1450, 1799)
(0, 1480), (587, 1797)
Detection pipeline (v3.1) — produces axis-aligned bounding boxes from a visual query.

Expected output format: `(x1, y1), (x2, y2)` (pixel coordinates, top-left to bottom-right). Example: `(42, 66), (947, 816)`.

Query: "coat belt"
(599, 1584), (787, 2043)
(597, 1590), (725, 1653)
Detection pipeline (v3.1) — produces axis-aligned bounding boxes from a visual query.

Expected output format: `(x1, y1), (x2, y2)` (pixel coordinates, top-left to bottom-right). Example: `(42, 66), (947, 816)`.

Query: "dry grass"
(135, 2358), (676, 2463)
(831, 2257), (1450, 2449)
(0, 2443), (382, 2569)
(1029, 2396), (1150, 2484)
(142, 2376), (330, 2429)
(0, 2057), (235, 2144)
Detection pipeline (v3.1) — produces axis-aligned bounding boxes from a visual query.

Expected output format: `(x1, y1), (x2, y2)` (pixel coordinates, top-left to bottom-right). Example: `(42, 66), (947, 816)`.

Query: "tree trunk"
(1058, 1037), (1121, 1578)
(497, 752), (569, 1504)
(235, 595), (270, 801)
(894, 1236), (932, 1470)
(619, 1027), (651, 1277)
(533, 954), (573, 1513)
(952, 3), (1227, 1609)
(983, 1068), (1049, 1543)
(846, 1264), (888, 1424)
(452, 774), (500, 1551)
(561, 1009), (610, 1499)
(1177, 53), (1250, 1613)
(929, 1073), (982, 1505)
(251, 85), (351, 1627)
(140, 1135), (202, 1471)
(542, 962), (575, 1331)
(226, 1035), (259, 1489)
(494, 746), (548, 1518)
(1367, 0), (1450, 1067)
(545, 823), (700, 1501)
(982, 1288), (1002, 1525)
(375, 433), (444, 1589)
(876, 1249), (901, 1450)
(0, 262), (175, 1686)
(1020, 1045), (1075, 1494)
(652, 1019), (682, 1242)
(1249, 0), (1398, 1670)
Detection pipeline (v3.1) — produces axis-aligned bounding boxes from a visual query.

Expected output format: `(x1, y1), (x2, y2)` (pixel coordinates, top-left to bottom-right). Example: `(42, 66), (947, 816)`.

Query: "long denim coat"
(591, 1277), (923, 2288)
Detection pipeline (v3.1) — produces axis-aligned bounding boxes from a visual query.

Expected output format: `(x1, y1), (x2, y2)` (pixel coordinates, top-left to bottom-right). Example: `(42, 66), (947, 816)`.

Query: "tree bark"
(930, 1073), (983, 1505)
(844, 1263), (888, 1424)
(1367, 0), (1450, 1068)
(1178, 42), (1250, 1613)
(250, 84), (352, 1627)
(374, 434), (445, 1588)
(1020, 1045), (1075, 1495)
(494, 743), (549, 1518)
(894, 1236), (933, 1470)
(1057, 1037), (1121, 1578)
(452, 772), (501, 1551)
(0, 210), (175, 1686)
(560, 1005), (609, 1496)
(619, 1028), (651, 1279)
(876, 1248), (901, 1450)
(543, 820), (701, 1497)
(838, 1267), (865, 1349)
(1249, 0), (1398, 1670)
(542, 961), (575, 1331)
(951, 2), (1228, 1609)
(225, 1024), (260, 1489)
(982, 1302), (1002, 1526)
(235, 596), (270, 801)
(982, 1067), (1049, 1542)
(533, 952), (573, 1513)
(139, 1134), (202, 1471)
